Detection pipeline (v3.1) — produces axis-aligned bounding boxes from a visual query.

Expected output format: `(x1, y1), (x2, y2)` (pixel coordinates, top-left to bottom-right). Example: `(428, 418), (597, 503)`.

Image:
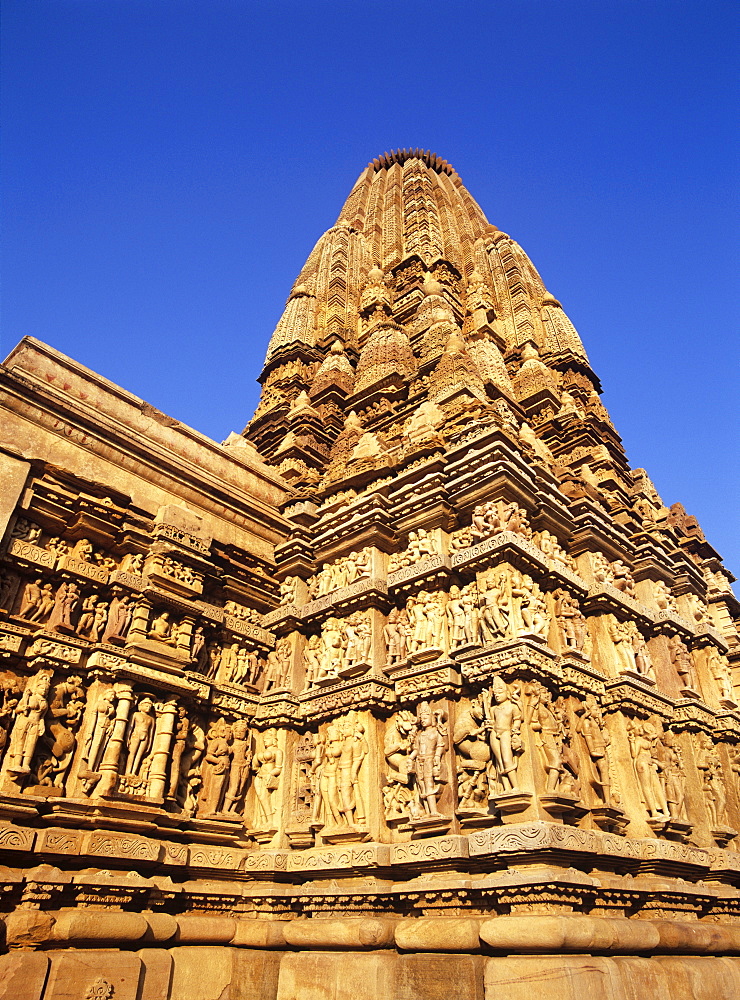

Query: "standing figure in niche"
(125, 696), (156, 777)
(628, 719), (669, 821)
(479, 573), (509, 642)
(76, 594), (99, 637)
(528, 683), (566, 794)
(303, 634), (322, 686)
(609, 617), (636, 674)
(668, 636), (699, 692)
(199, 718), (232, 815)
(225, 719), (252, 814)
(481, 676), (522, 793)
(82, 688), (117, 776)
(168, 706), (190, 798)
(252, 728), (283, 828)
(28, 583), (55, 623)
(18, 579), (43, 619)
(5, 670), (53, 776)
(574, 695), (611, 801)
(446, 586), (468, 648)
(383, 609), (407, 668)
(408, 701), (447, 819)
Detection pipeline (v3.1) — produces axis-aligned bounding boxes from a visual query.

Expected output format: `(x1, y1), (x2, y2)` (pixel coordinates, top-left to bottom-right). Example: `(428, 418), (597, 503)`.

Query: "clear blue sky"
(2, 1), (738, 577)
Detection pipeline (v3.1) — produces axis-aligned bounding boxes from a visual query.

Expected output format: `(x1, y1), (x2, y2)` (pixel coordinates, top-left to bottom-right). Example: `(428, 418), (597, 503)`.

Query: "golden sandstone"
(0, 149), (738, 998)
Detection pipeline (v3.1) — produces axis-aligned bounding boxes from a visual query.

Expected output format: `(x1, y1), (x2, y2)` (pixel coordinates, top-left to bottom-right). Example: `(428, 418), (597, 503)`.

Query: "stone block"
(396, 953), (485, 1000)
(137, 948), (174, 1000)
(44, 950), (143, 1000)
(0, 951), (49, 1000)
(51, 908), (148, 944)
(652, 956), (740, 1000)
(170, 946), (283, 1000)
(483, 955), (627, 1000)
(276, 952), (396, 1000)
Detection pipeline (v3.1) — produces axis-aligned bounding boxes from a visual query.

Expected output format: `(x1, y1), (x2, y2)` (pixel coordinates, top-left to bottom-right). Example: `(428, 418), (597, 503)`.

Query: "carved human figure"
(652, 580), (677, 612)
(518, 577), (549, 637)
(199, 718), (232, 815)
(0, 570), (18, 611)
(609, 617), (637, 673)
(224, 719), (251, 814)
(124, 696), (156, 777)
(168, 706), (190, 799)
(478, 572), (509, 642)
(383, 609), (407, 668)
(446, 586), (469, 648)
(318, 722), (344, 827)
(82, 688), (117, 776)
(667, 636), (698, 691)
(279, 576), (299, 605)
(707, 646), (735, 703)
(18, 579), (43, 619)
(628, 719), (669, 821)
(610, 560), (635, 596)
(262, 638), (292, 691)
(48, 581), (81, 631)
(27, 583), (55, 623)
(383, 710), (416, 819)
(303, 634), (322, 686)
(554, 590), (589, 653)
(344, 613), (372, 667)
(101, 594), (132, 643)
(11, 518), (42, 543)
(453, 696), (492, 810)
(148, 611), (176, 645)
(0, 677), (22, 764)
(5, 669), (52, 776)
(630, 624), (656, 681)
(76, 594), (99, 637)
(574, 695), (611, 801)
(695, 735), (727, 828)
(318, 618), (343, 681)
(529, 683), (567, 794)
(481, 677), (522, 793)
(408, 701), (447, 819)
(37, 675), (85, 787)
(252, 728), (283, 828)
(657, 731), (687, 822)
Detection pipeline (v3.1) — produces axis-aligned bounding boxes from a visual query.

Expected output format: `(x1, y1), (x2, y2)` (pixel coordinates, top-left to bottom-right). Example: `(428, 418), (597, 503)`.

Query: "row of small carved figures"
(278, 511), (707, 621)
(297, 575), (732, 698)
(0, 666), (283, 827)
(0, 659), (738, 841)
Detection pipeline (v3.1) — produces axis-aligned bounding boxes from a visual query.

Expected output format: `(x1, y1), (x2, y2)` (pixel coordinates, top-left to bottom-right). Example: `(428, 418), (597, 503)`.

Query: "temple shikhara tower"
(0, 150), (738, 999)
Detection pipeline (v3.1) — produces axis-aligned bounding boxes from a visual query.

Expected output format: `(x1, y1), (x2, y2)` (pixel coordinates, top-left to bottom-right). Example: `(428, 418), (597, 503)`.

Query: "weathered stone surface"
(0, 149), (738, 998)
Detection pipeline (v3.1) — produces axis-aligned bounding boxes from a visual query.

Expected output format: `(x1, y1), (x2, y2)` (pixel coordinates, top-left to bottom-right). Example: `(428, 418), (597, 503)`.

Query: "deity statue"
(481, 677), (522, 794)
(252, 728), (283, 828)
(478, 572), (509, 642)
(167, 706), (190, 799)
(4, 669), (53, 776)
(408, 701), (448, 819)
(667, 636), (699, 692)
(224, 719), (252, 815)
(148, 611), (176, 645)
(82, 687), (117, 778)
(707, 646), (735, 703)
(198, 718), (232, 815)
(528, 682), (568, 794)
(124, 696), (156, 777)
(574, 695), (611, 801)
(628, 719), (670, 822)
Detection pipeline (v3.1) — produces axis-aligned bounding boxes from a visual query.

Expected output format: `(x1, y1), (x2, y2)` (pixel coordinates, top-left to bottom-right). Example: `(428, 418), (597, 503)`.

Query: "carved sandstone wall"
(0, 151), (738, 999)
